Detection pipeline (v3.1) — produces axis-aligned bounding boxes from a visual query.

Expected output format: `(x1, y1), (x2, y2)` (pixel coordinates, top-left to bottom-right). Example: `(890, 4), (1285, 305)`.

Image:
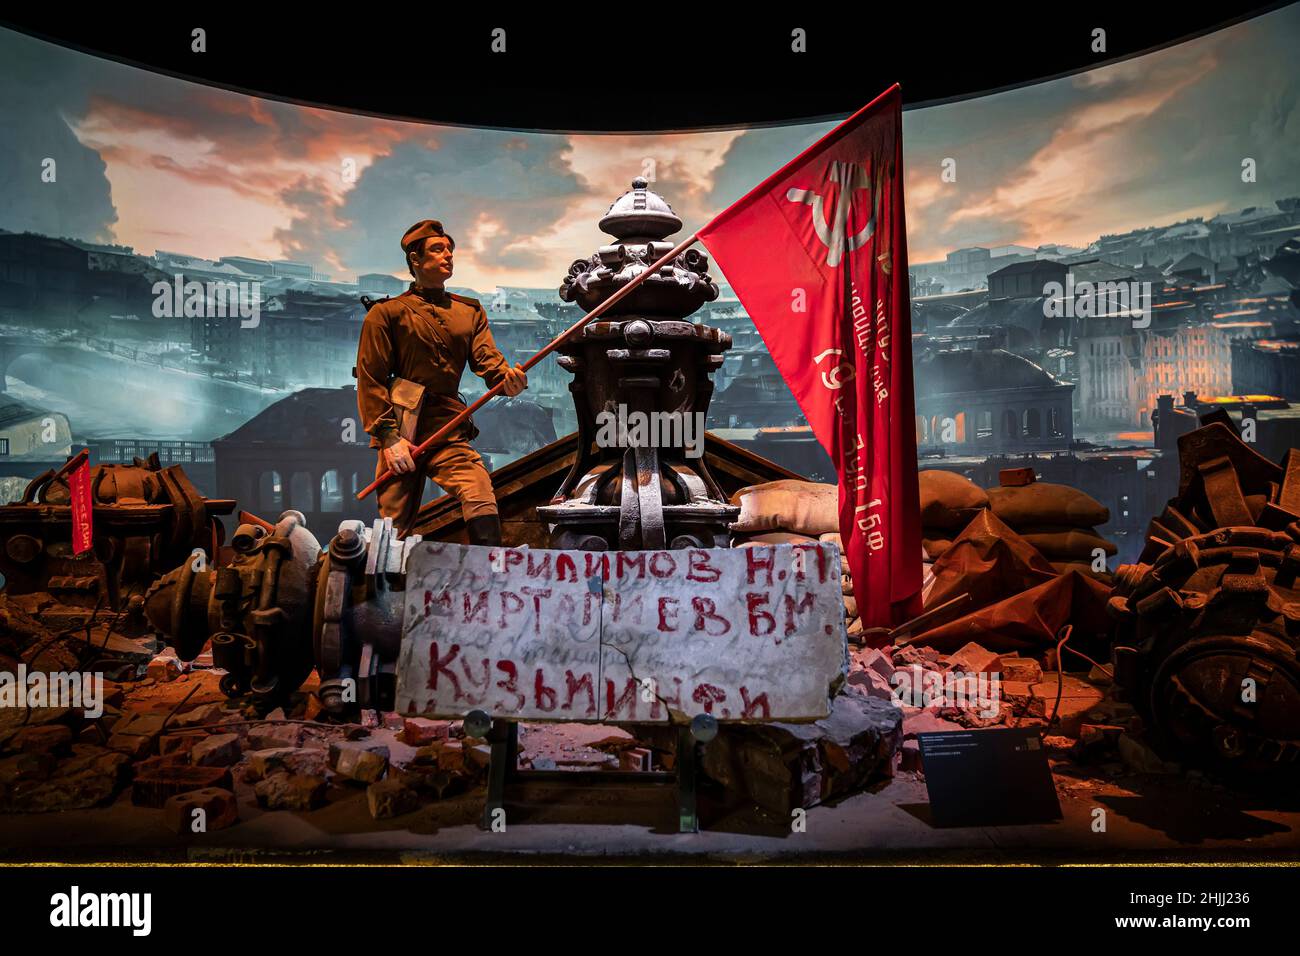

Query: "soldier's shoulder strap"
(447, 292), (483, 309)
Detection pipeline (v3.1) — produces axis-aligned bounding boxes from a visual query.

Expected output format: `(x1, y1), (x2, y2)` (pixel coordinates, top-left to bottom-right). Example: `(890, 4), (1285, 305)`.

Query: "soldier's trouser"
(375, 438), (497, 534)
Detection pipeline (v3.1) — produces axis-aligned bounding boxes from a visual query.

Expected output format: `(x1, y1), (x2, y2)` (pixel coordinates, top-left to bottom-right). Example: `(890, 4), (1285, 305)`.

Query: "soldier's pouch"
(389, 377), (426, 443)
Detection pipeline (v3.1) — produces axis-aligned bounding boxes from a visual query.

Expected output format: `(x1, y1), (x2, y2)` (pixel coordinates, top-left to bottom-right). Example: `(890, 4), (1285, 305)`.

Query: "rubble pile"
(844, 640), (1173, 778)
(698, 686), (903, 816)
(0, 592), (157, 678)
(0, 636), (498, 822)
(0, 589), (173, 813)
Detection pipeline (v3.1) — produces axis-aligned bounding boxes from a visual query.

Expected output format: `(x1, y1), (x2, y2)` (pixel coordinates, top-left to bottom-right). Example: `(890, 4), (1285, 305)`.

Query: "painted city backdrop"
(2, 6), (1300, 567)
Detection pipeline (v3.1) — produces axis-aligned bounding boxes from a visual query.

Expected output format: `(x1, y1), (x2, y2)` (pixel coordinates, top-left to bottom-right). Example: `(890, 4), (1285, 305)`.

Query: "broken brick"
(436, 740), (465, 774)
(190, 733), (241, 767)
(244, 747), (329, 781)
(330, 741), (389, 783)
(146, 655), (185, 683)
(618, 748), (652, 771)
(158, 731), (207, 756)
(998, 657), (1044, 683)
(12, 724), (73, 756)
(367, 778), (420, 819)
(254, 772), (327, 811)
(945, 642), (1000, 677)
(247, 722), (301, 750)
(1028, 676), (1106, 735)
(1, 747), (128, 812)
(999, 680), (1034, 712)
(163, 787), (238, 834)
(899, 738), (923, 773)
(465, 744), (492, 772)
(107, 731), (155, 760)
(132, 764), (233, 808)
(0, 751), (56, 785)
(399, 718), (451, 747)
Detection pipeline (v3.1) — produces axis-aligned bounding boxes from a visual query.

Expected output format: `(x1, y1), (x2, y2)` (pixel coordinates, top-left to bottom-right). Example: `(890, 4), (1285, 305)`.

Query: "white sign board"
(396, 542), (848, 723)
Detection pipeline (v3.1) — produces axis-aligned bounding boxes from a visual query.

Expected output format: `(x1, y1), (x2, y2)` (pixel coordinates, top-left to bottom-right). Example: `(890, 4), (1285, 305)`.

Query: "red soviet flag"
(67, 450), (93, 556)
(698, 83), (922, 632)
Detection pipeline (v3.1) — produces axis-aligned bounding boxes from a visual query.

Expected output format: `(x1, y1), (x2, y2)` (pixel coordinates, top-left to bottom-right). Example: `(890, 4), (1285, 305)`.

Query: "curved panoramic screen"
(1, 9), (1297, 573)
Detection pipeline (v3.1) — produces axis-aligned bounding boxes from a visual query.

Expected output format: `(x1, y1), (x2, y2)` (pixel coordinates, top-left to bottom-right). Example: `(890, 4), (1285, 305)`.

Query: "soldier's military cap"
(401, 219), (455, 254)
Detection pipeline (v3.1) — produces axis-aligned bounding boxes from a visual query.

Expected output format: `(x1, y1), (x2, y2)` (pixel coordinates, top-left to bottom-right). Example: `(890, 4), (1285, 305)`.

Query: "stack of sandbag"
(918, 469), (989, 561)
(729, 480), (861, 638)
(924, 509), (1057, 614)
(985, 468), (1115, 583)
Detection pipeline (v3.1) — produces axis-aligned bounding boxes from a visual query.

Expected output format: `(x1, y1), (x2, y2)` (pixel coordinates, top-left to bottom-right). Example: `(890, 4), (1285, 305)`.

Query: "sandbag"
(730, 480), (838, 536)
(1051, 561), (1115, 586)
(819, 531), (844, 552)
(925, 510), (1057, 614)
(922, 536), (954, 560)
(919, 469), (989, 529)
(734, 531), (821, 547)
(1019, 529), (1117, 560)
(987, 482), (1109, 528)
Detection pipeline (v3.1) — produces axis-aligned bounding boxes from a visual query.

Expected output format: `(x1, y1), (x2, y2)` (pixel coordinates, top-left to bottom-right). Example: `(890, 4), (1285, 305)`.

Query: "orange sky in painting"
(4, 6), (1297, 291)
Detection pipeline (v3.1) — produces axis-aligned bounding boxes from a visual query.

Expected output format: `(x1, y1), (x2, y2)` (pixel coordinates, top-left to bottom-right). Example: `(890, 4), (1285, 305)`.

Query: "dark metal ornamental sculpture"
(540, 177), (738, 550)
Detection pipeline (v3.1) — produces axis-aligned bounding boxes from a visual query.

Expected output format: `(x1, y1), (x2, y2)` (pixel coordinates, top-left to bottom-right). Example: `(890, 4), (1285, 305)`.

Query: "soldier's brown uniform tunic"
(355, 283), (510, 532)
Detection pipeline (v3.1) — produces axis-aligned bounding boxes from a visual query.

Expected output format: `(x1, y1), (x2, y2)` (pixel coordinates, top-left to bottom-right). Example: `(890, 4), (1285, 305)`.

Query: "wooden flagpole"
(356, 232), (700, 501)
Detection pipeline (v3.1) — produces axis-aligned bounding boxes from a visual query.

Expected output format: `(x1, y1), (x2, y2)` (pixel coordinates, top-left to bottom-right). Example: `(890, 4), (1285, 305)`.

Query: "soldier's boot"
(466, 514), (503, 547)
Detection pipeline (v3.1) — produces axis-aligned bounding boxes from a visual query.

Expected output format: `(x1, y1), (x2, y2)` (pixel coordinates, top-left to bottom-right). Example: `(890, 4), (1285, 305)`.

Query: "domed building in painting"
(915, 346), (1075, 454)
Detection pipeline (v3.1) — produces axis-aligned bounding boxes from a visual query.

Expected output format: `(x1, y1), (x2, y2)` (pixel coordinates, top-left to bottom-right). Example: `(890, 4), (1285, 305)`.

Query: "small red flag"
(67, 452), (93, 556)
(698, 83), (922, 631)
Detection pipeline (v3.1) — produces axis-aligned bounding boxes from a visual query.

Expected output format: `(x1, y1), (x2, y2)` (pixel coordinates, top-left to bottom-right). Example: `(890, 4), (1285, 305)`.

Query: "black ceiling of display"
(0, 5), (1289, 130)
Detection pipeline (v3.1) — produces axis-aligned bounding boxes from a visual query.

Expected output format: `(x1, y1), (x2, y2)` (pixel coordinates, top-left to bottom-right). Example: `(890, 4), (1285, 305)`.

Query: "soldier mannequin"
(355, 219), (527, 543)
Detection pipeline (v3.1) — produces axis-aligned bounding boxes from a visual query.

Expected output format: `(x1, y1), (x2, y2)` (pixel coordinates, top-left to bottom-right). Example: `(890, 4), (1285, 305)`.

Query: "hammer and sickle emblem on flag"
(813, 348), (855, 390)
(786, 160), (879, 268)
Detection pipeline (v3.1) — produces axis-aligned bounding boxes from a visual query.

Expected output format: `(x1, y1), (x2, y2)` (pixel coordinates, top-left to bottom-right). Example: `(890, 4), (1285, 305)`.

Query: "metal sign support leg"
(477, 717), (711, 834)
(481, 719), (518, 831)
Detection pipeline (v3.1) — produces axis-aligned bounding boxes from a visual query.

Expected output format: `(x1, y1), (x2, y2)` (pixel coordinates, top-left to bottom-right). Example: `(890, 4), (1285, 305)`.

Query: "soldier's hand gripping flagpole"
(356, 233), (701, 501)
